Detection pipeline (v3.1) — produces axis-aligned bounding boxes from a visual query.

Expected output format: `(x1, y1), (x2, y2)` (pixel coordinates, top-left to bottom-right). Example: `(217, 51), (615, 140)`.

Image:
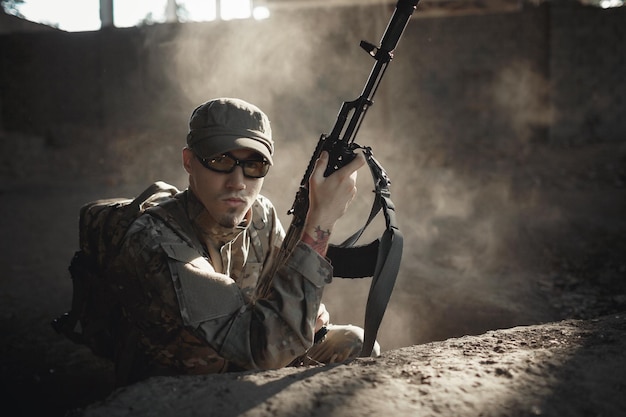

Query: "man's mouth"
(222, 196), (246, 207)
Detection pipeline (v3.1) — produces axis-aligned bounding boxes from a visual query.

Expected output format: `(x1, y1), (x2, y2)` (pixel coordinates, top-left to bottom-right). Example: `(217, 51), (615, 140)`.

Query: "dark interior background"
(1, 2), (625, 415)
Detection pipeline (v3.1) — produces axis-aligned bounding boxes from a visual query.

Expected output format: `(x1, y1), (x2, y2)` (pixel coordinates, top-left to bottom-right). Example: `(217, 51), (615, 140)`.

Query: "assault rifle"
(258, 0), (420, 357)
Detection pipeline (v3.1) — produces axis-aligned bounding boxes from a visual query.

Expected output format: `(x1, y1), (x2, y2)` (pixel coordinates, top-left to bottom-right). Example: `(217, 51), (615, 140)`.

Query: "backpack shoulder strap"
(144, 191), (206, 256)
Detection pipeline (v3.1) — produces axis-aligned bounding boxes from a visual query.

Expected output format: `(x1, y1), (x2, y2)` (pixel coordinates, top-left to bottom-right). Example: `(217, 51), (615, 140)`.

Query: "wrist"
(301, 225), (332, 257)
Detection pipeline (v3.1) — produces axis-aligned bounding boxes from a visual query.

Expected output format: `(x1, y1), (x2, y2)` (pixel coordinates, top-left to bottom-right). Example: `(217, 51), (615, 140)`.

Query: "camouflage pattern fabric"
(111, 189), (335, 382)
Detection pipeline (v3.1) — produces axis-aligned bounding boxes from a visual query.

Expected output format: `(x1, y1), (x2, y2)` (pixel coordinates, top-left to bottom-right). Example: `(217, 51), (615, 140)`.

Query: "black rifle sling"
(326, 149), (403, 357)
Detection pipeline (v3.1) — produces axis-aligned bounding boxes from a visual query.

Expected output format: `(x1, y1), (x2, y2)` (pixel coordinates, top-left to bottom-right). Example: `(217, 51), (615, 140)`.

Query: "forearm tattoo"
(302, 226), (331, 256)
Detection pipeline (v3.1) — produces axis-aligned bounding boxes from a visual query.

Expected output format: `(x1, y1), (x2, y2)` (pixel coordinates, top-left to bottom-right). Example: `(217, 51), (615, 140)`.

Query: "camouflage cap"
(186, 98), (274, 164)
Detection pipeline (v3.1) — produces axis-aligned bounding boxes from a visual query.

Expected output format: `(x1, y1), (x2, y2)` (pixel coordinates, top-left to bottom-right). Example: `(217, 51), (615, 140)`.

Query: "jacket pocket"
(161, 243), (244, 327)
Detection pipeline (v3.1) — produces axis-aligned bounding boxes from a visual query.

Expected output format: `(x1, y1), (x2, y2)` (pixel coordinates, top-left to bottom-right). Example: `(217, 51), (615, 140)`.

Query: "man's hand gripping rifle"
(258, 0), (419, 356)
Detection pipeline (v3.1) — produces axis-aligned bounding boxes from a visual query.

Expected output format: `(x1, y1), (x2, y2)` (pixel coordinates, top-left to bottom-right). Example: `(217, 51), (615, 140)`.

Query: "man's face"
(183, 147), (265, 228)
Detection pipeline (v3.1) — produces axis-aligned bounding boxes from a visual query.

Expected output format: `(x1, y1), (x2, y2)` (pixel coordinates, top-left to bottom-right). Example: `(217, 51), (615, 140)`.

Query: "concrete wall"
(1, 3), (624, 145)
(550, 3), (626, 143)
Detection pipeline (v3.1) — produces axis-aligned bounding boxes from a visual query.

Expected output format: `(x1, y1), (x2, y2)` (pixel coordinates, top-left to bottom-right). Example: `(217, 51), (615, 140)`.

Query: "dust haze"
(112, 16), (570, 353)
(3, 3), (624, 356)
(2, 5), (626, 417)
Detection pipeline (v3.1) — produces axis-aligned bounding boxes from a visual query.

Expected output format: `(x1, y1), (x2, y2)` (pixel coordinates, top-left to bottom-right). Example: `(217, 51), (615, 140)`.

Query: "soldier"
(111, 97), (379, 384)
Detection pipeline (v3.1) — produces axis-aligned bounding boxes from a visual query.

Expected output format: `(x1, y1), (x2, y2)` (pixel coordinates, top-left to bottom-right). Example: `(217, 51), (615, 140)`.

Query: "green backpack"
(52, 181), (180, 359)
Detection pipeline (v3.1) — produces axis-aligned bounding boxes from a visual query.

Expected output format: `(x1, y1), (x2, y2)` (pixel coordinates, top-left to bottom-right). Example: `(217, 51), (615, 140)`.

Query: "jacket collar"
(183, 189), (251, 246)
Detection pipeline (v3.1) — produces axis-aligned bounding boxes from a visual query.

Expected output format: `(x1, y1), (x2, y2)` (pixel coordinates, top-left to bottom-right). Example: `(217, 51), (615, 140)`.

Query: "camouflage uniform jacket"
(112, 189), (331, 382)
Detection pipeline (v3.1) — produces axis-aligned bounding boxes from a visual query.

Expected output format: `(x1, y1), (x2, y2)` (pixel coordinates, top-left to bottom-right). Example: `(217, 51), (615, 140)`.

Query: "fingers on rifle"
(354, 150), (367, 168)
(312, 151), (329, 181)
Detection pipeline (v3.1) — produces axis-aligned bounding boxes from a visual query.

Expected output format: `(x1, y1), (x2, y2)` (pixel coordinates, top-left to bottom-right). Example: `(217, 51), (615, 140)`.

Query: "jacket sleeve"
(199, 242), (331, 370)
(117, 214), (332, 372)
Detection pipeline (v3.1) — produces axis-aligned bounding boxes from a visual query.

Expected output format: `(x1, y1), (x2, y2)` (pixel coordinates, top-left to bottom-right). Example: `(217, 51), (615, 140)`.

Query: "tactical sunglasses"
(195, 152), (270, 178)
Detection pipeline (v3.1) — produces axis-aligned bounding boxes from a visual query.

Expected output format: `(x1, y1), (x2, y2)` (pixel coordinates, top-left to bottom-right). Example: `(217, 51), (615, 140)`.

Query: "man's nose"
(225, 166), (246, 189)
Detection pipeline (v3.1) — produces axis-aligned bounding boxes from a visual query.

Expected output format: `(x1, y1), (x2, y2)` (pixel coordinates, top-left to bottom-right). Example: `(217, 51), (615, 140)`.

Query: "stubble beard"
(216, 205), (247, 228)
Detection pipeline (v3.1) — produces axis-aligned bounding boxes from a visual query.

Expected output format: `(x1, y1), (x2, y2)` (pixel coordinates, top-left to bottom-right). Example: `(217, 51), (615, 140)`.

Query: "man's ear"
(182, 147), (194, 174)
